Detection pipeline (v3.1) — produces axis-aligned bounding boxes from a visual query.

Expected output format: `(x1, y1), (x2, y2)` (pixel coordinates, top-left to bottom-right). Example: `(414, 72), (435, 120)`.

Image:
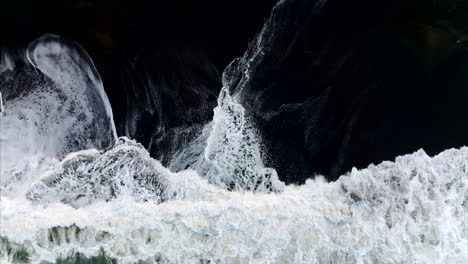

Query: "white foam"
(1, 144), (466, 263)
(170, 85), (284, 192)
(25, 138), (225, 207)
(0, 34), (116, 194)
(1, 28), (466, 264)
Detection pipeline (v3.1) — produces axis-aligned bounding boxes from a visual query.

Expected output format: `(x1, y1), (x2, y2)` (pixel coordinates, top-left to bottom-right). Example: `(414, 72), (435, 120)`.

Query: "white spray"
(0, 34), (116, 195)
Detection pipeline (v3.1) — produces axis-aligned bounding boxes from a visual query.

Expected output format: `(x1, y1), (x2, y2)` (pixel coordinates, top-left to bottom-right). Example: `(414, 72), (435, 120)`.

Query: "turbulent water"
(1, 141), (467, 263)
(0, 34), (116, 198)
(1, 0), (467, 263)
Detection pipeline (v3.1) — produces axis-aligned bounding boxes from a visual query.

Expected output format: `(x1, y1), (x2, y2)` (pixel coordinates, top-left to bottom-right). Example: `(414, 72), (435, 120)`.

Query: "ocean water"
(1, 5), (467, 264)
(1, 140), (466, 263)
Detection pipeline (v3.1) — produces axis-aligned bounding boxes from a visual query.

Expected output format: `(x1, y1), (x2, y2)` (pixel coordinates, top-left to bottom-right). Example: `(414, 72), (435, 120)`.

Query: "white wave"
(170, 82), (284, 192)
(1, 144), (466, 263)
(0, 34), (116, 195)
(1, 15), (466, 264)
(24, 137), (225, 208)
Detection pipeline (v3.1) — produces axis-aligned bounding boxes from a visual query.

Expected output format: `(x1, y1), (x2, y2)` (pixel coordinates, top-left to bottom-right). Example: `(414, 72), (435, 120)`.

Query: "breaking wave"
(1, 142), (467, 263)
(1, 1), (467, 263)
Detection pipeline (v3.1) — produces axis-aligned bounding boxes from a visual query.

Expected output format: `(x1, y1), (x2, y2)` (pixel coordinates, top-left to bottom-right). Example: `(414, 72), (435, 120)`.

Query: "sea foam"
(1, 142), (466, 263)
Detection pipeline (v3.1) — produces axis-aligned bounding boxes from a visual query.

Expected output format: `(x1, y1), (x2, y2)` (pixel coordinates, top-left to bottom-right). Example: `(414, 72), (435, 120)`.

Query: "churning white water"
(1, 142), (467, 263)
(0, 24), (467, 264)
(0, 34), (116, 198)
